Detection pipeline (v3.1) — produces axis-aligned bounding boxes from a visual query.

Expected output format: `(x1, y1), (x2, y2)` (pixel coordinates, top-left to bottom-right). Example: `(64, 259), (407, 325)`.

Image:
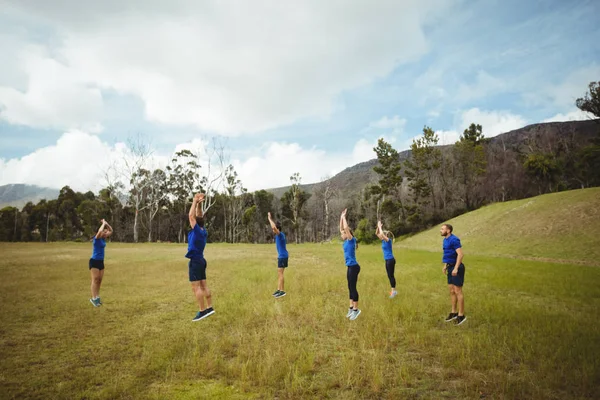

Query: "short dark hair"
(443, 223), (453, 233)
(275, 221), (282, 231)
(196, 217), (205, 228)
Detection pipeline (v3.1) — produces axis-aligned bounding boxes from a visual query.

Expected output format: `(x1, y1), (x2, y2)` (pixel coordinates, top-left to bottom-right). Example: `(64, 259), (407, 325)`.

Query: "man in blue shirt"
(441, 223), (466, 325)
(186, 193), (214, 322)
(268, 212), (289, 298)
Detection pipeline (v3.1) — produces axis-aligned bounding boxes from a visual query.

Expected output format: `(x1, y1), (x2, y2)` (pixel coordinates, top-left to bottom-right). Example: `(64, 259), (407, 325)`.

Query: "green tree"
(454, 124), (487, 210)
(576, 81), (600, 118)
(524, 153), (562, 194)
(371, 138), (405, 223)
(281, 173), (310, 244)
(404, 126), (442, 225)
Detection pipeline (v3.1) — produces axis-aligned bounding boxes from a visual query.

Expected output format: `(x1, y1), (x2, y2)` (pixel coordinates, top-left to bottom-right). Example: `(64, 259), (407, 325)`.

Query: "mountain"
(267, 119), (599, 198)
(0, 184), (59, 209)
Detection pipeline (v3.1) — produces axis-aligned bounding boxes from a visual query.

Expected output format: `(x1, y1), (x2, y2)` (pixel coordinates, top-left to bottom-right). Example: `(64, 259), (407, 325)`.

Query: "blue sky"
(0, 0), (598, 192)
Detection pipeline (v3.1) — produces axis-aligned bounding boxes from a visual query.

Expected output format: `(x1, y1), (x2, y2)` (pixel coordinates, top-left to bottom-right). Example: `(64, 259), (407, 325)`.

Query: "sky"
(0, 0), (599, 193)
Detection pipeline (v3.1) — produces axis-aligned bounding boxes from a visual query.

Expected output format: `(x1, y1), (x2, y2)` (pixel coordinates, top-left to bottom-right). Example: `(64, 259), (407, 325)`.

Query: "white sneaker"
(346, 308), (354, 318)
(349, 309), (361, 321)
(389, 289), (397, 299)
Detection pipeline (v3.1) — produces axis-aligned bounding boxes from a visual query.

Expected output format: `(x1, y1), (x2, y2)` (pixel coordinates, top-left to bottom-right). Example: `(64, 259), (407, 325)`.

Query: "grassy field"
(401, 188), (600, 265)
(1, 240), (599, 399)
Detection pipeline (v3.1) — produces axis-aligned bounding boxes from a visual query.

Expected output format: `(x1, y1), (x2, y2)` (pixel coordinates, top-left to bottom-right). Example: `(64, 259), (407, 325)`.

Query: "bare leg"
(352, 300), (359, 310)
(191, 282), (206, 311)
(90, 269), (103, 298)
(449, 284), (457, 313)
(278, 268), (285, 291)
(200, 280), (212, 308)
(455, 286), (465, 316)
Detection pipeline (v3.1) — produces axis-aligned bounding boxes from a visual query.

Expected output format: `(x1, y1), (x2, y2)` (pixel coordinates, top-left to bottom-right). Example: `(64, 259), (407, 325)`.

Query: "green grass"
(1, 241), (599, 399)
(401, 187), (600, 265)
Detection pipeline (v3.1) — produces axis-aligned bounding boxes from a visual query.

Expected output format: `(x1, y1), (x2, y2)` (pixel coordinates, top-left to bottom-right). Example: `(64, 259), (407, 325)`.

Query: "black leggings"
(347, 264), (361, 302)
(385, 258), (396, 288)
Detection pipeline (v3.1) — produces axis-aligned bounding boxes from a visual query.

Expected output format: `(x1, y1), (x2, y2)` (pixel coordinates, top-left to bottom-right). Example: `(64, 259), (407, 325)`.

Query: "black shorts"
(189, 258), (207, 282)
(278, 257), (289, 268)
(89, 258), (105, 270)
(446, 263), (465, 287)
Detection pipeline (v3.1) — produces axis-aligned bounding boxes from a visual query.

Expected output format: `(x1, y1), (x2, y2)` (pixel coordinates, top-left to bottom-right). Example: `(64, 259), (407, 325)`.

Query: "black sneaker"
(192, 310), (206, 322)
(445, 313), (458, 322)
(203, 307), (215, 318)
(274, 291), (286, 298)
(272, 290), (281, 297)
(456, 315), (467, 326)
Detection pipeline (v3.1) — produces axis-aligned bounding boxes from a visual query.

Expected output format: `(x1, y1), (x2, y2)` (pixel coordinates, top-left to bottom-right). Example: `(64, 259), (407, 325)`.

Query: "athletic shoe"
(346, 308), (354, 318)
(204, 307), (215, 318)
(96, 297), (103, 305)
(192, 310), (206, 322)
(274, 291), (286, 298)
(445, 313), (458, 322)
(89, 298), (100, 307)
(389, 289), (398, 299)
(349, 309), (361, 321)
(272, 290), (281, 297)
(455, 315), (467, 326)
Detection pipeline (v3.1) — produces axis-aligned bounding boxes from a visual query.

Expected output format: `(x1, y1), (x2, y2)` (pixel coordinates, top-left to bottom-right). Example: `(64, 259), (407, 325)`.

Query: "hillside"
(399, 187), (600, 265)
(268, 119), (599, 198)
(0, 184), (59, 209)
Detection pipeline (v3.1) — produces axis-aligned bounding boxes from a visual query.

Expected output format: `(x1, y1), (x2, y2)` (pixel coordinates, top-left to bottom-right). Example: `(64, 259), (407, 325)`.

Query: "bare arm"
(341, 209), (352, 239)
(267, 212), (280, 235)
(103, 219), (113, 237)
(189, 194), (199, 228)
(376, 221), (389, 241)
(452, 248), (464, 276)
(95, 221), (107, 239)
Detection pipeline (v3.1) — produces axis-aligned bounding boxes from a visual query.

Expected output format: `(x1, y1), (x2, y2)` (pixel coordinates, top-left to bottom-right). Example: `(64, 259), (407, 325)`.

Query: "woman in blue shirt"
(376, 220), (397, 298)
(340, 209), (361, 321)
(89, 219), (113, 307)
(268, 212), (288, 298)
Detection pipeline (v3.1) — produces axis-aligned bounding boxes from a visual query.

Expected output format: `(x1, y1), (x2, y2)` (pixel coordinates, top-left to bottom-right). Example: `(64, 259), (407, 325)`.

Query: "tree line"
(1, 82), (599, 244)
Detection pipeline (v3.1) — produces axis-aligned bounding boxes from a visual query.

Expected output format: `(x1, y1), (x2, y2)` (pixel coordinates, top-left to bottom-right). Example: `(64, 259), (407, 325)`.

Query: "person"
(340, 209), (361, 320)
(440, 223), (467, 325)
(186, 193), (214, 322)
(89, 219), (113, 307)
(375, 220), (397, 298)
(268, 212), (289, 298)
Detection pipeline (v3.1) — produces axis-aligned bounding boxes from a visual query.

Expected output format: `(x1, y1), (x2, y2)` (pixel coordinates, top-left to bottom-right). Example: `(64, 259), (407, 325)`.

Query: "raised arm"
(340, 209), (352, 239)
(102, 219), (113, 237)
(376, 220), (389, 241)
(188, 194), (200, 228)
(95, 220), (107, 239)
(267, 212), (280, 235)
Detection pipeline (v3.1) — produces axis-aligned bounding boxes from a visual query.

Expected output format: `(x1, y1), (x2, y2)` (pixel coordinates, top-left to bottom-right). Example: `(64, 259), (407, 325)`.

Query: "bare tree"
(123, 135), (153, 243)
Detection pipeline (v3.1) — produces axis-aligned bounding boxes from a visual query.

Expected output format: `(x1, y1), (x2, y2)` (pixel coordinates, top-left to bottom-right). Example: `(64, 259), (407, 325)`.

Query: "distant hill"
(0, 184), (59, 209)
(267, 119), (599, 199)
(399, 187), (600, 265)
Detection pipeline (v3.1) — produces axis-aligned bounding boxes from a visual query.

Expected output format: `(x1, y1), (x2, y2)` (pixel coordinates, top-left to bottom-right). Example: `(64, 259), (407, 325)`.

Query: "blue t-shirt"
(442, 234), (462, 264)
(91, 238), (106, 260)
(343, 237), (358, 267)
(185, 224), (208, 260)
(382, 238), (394, 260)
(275, 232), (288, 259)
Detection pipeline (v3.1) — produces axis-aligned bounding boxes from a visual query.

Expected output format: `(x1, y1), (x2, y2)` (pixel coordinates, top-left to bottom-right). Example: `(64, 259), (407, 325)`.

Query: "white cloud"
(0, 0), (451, 134)
(435, 130), (461, 146)
(459, 108), (527, 137)
(0, 45), (104, 132)
(232, 137), (383, 191)
(0, 131), (117, 191)
(542, 109), (594, 123)
(0, 131), (379, 194)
